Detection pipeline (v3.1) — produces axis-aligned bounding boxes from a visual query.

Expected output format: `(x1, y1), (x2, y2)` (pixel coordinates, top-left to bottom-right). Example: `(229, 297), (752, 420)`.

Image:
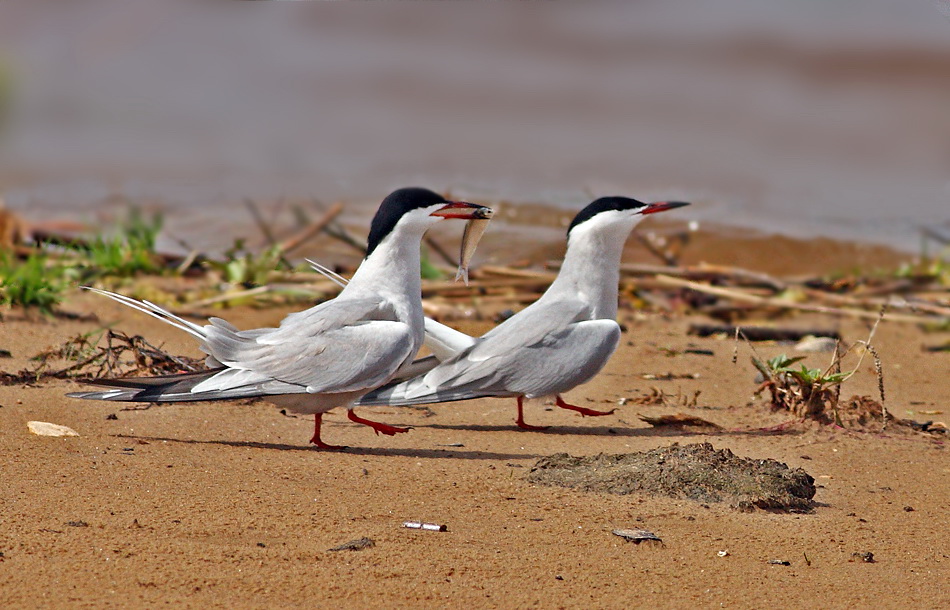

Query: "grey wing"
(67, 368), (303, 403)
(360, 301), (620, 406)
(192, 295), (416, 395)
(501, 319), (621, 397)
(424, 299), (591, 387)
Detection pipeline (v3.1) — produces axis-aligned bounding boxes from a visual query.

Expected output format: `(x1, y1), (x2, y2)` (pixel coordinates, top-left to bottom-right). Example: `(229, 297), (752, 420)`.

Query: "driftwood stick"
(802, 288), (950, 318)
(244, 198), (280, 247)
(654, 275), (944, 324)
(310, 198), (368, 254)
(849, 278), (917, 297)
(278, 202), (344, 256)
(424, 236), (459, 268)
(547, 261), (788, 291)
(182, 285), (273, 308)
(420, 277), (551, 297)
(688, 324), (841, 342)
(477, 265), (557, 281)
(429, 292), (542, 305)
(174, 250), (203, 275)
(181, 281), (340, 310)
(624, 277), (773, 296)
(244, 198), (294, 269)
(293, 202), (365, 256)
(323, 224), (368, 254)
(621, 262), (786, 291)
(674, 263), (787, 291)
(632, 231), (678, 265)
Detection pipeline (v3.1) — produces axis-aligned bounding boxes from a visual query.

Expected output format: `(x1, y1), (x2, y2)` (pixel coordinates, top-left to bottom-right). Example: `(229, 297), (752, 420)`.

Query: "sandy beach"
(1, 230), (947, 609)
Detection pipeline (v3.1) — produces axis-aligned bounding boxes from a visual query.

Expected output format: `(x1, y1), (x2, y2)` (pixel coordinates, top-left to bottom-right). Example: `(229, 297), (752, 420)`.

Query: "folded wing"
(360, 300), (620, 406)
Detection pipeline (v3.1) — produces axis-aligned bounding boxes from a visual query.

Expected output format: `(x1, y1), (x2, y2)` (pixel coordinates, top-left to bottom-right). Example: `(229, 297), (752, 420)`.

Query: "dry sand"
(1, 248), (948, 608)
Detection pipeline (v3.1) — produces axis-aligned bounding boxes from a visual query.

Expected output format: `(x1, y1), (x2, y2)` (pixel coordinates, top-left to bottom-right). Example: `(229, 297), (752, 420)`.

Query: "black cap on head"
(366, 187), (449, 255)
(567, 196), (648, 236)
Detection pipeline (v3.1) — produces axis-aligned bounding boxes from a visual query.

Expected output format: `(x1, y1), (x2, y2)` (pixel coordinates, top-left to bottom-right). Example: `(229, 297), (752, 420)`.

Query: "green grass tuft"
(209, 239), (284, 288)
(0, 252), (67, 314)
(85, 208), (164, 278)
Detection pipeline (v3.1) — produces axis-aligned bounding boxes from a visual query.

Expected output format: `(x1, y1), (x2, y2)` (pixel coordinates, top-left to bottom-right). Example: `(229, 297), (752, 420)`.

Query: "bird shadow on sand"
(420, 423), (657, 437)
(112, 433), (533, 460)
(418, 422), (807, 438)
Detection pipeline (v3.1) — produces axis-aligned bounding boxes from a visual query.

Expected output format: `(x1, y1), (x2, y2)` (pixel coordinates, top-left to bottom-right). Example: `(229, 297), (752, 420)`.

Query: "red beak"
(430, 202), (494, 220)
(639, 201), (691, 215)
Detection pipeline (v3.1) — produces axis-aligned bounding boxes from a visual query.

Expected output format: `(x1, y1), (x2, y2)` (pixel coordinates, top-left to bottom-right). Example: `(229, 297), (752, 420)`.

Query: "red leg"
(555, 395), (616, 417)
(347, 409), (411, 436)
(515, 396), (549, 431)
(310, 413), (346, 450)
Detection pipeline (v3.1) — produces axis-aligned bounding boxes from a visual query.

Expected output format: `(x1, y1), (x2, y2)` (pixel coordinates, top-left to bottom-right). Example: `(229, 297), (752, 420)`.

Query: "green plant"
(123, 207), (163, 251)
(420, 246), (443, 281)
(753, 353), (852, 420)
(86, 208), (164, 278)
(211, 239), (283, 288)
(0, 252), (66, 314)
(896, 238), (950, 286)
(737, 307), (889, 429)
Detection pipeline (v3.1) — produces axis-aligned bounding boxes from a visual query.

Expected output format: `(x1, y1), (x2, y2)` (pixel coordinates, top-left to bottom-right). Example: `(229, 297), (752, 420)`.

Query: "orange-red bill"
(639, 201), (691, 215)
(430, 202), (494, 220)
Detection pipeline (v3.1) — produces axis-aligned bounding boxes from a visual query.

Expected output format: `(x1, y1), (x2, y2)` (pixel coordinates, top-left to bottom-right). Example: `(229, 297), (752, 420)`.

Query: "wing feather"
(358, 303), (621, 406)
(200, 296), (415, 394)
(80, 289), (418, 401)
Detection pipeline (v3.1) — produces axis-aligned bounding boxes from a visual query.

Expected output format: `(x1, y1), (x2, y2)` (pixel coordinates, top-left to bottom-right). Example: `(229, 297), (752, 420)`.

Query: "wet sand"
(0, 233), (947, 608)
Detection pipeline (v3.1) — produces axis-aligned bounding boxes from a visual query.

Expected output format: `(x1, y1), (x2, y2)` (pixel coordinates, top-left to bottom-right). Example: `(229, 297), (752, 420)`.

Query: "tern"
(354, 197), (690, 429)
(68, 187), (494, 449)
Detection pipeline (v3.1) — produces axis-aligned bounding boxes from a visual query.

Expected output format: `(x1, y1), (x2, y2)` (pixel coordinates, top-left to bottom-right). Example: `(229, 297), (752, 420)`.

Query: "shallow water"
(1, 1), (948, 253)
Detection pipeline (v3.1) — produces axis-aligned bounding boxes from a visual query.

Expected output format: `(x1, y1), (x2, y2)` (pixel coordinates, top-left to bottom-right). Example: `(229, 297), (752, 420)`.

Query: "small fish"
(455, 212), (492, 285)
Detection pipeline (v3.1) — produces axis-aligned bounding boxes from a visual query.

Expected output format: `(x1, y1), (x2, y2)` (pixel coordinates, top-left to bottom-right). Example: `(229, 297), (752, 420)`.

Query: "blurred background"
(0, 0), (948, 257)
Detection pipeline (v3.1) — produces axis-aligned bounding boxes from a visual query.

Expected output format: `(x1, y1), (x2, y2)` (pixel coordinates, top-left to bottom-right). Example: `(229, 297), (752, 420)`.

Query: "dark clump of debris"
(612, 528), (663, 545)
(832, 395), (890, 428)
(526, 442), (815, 512)
(781, 394), (945, 435)
(851, 551), (875, 563)
(327, 537), (376, 552)
(638, 412), (721, 431)
(0, 329), (205, 386)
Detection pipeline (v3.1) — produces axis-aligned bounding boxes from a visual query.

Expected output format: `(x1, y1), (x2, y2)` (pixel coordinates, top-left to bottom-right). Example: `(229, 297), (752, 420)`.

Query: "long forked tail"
(82, 286), (235, 368)
(67, 368), (269, 403)
(82, 287), (209, 341)
(70, 288), (289, 403)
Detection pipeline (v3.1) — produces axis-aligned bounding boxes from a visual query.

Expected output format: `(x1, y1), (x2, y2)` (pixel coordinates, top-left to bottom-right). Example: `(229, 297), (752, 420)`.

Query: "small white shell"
(27, 421), (79, 437)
